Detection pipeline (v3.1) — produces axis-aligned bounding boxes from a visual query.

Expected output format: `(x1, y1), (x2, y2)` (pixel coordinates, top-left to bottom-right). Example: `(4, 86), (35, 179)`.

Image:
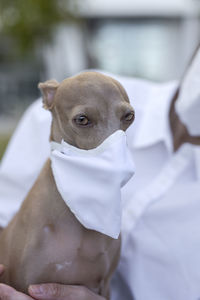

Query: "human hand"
(0, 264), (105, 300)
(0, 265), (34, 299)
(0, 268), (106, 300)
(0, 283), (34, 299)
(28, 283), (106, 300)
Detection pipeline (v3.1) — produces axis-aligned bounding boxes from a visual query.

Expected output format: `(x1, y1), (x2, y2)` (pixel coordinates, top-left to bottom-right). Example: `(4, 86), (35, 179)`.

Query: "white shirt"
(0, 75), (200, 300)
(111, 77), (200, 300)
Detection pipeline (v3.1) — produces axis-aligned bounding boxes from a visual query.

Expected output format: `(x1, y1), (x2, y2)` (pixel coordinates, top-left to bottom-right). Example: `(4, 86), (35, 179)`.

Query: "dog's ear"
(38, 79), (59, 110)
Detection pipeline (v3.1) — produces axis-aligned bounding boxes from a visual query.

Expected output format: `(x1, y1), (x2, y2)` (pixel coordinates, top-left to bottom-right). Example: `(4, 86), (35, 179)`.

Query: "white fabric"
(110, 77), (200, 300)
(175, 48), (200, 136)
(50, 130), (135, 239)
(112, 144), (200, 300)
(0, 101), (51, 227)
(122, 142), (194, 243)
(1, 74), (200, 300)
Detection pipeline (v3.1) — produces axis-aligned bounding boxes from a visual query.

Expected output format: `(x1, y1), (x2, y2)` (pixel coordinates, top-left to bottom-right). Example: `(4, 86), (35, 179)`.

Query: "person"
(0, 44), (200, 300)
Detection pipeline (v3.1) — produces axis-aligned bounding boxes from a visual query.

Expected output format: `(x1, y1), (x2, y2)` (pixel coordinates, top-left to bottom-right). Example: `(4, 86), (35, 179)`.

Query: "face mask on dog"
(50, 130), (135, 239)
(175, 48), (200, 136)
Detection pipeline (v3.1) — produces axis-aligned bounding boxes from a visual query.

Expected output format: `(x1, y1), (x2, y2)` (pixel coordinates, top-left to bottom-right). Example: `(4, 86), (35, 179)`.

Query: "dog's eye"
(123, 111), (135, 122)
(74, 115), (91, 126)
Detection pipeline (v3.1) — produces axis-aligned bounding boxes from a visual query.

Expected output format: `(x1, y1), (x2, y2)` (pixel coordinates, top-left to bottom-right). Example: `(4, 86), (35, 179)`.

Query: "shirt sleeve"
(0, 99), (52, 227)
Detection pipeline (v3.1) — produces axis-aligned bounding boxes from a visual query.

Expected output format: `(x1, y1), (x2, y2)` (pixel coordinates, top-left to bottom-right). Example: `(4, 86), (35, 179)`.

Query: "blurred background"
(0, 0), (200, 159)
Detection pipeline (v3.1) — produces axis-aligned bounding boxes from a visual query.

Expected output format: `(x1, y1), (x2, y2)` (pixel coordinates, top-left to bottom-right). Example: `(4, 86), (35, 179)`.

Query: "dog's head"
(38, 72), (134, 149)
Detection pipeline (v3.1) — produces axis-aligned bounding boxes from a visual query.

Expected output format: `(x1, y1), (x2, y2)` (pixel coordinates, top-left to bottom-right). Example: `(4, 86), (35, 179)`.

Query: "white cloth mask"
(175, 48), (200, 136)
(50, 130), (135, 239)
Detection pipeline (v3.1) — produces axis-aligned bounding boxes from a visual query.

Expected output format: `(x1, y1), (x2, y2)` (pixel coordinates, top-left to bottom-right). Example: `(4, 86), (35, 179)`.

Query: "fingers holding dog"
(28, 283), (106, 300)
(0, 284), (34, 300)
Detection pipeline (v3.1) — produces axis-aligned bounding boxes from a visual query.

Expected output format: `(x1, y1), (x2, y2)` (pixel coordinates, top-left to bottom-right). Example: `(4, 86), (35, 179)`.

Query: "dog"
(0, 71), (134, 299)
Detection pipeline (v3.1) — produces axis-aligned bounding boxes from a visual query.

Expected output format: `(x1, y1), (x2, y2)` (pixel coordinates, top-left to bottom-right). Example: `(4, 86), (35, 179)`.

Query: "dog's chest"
(22, 220), (115, 288)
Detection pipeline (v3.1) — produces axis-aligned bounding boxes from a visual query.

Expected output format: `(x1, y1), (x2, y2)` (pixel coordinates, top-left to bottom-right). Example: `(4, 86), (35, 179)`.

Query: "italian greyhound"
(0, 72), (134, 299)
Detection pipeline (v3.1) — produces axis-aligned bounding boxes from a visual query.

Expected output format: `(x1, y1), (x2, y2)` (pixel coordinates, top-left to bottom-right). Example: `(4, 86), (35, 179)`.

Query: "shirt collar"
(131, 81), (178, 153)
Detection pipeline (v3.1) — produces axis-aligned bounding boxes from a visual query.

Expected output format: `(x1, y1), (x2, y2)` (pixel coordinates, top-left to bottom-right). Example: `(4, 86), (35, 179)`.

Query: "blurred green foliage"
(0, 134), (10, 161)
(0, 0), (75, 55)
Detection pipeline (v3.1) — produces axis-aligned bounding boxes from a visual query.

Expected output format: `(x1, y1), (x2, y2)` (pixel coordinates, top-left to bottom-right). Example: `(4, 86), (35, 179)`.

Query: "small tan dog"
(0, 72), (134, 299)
